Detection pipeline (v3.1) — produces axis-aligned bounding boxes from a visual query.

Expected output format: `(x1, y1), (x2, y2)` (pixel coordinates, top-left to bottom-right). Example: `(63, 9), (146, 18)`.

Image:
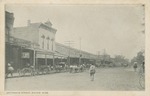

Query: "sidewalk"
(6, 70), (66, 79)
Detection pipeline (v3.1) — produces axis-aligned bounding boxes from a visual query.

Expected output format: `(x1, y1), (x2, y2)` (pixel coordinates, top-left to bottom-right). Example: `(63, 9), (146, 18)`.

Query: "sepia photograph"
(5, 4), (145, 91)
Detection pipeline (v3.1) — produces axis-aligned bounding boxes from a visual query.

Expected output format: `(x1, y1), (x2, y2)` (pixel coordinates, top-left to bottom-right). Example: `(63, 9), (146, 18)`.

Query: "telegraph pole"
(103, 49), (106, 65)
(96, 51), (100, 66)
(97, 51), (100, 60)
(79, 37), (82, 65)
(64, 41), (74, 66)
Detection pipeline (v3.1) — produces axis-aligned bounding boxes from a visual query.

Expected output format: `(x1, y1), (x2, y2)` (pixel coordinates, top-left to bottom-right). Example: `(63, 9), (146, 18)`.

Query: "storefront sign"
(22, 52), (30, 58)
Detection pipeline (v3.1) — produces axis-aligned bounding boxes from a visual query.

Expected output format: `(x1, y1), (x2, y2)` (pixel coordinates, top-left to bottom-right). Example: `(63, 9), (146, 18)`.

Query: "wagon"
(37, 65), (51, 75)
(55, 62), (66, 72)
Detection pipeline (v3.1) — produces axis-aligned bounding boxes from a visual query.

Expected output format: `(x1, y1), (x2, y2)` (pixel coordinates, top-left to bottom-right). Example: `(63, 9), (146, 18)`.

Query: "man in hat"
(89, 63), (96, 81)
(6, 62), (14, 77)
(133, 62), (138, 72)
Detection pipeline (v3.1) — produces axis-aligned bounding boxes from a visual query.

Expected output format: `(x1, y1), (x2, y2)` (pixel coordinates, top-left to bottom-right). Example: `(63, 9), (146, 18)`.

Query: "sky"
(5, 4), (145, 59)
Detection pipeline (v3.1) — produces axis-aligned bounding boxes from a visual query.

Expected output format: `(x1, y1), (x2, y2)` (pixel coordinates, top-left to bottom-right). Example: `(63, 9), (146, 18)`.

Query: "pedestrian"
(133, 62), (138, 72)
(142, 62), (145, 73)
(26, 62), (30, 68)
(30, 65), (35, 76)
(140, 61), (145, 73)
(6, 63), (14, 78)
(89, 63), (96, 81)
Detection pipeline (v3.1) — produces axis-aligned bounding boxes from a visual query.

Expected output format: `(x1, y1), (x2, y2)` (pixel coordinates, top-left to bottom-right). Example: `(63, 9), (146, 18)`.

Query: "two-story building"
(13, 20), (57, 68)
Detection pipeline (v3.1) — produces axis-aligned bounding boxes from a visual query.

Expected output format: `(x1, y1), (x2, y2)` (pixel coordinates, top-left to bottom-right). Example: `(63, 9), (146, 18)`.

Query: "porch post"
(20, 46), (22, 69)
(61, 57), (63, 62)
(33, 50), (36, 68)
(36, 54), (38, 69)
(53, 54), (55, 67)
(45, 54), (47, 65)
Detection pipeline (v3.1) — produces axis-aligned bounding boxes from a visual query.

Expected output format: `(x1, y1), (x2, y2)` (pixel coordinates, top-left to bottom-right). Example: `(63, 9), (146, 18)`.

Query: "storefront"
(35, 50), (55, 69)
(5, 36), (36, 72)
(54, 51), (68, 65)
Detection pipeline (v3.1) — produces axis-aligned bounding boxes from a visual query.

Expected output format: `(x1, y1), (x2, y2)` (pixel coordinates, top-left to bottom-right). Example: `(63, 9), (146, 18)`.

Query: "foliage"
(113, 55), (129, 66)
(131, 50), (145, 66)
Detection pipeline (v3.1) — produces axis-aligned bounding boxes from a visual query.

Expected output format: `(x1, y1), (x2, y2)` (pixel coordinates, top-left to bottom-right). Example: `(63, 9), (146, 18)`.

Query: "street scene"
(5, 67), (143, 91)
(5, 5), (145, 91)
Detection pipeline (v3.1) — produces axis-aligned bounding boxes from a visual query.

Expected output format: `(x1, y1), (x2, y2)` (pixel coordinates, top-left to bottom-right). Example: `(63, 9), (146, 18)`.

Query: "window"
(46, 37), (50, 50)
(51, 38), (54, 51)
(41, 35), (45, 49)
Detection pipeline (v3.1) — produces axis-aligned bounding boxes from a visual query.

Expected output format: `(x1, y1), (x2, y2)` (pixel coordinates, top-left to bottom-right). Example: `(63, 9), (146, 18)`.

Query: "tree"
(113, 55), (129, 67)
(136, 51), (144, 64)
(130, 50), (145, 66)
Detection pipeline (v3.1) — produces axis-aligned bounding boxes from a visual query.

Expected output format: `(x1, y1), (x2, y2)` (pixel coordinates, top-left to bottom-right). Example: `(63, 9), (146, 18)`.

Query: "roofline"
(14, 22), (57, 34)
(55, 42), (96, 56)
(40, 23), (57, 33)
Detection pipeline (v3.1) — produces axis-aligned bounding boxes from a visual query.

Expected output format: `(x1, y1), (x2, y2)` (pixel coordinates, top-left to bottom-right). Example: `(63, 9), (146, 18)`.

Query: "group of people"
(6, 62), (34, 77)
(69, 64), (85, 73)
(69, 63), (96, 81)
(6, 62), (96, 81)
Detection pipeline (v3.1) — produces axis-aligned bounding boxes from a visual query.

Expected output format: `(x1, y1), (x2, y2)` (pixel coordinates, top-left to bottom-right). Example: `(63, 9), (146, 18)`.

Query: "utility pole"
(79, 37), (82, 65)
(97, 51), (100, 66)
(103, 49), (106, 65)
(97, 51), (100, 61)
(64, 41), (74, 67)
(98, 51), (100, 58)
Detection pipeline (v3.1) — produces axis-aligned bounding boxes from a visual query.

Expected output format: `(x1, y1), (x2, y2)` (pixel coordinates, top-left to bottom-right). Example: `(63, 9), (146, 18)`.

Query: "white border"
(0, 0), (150, 96)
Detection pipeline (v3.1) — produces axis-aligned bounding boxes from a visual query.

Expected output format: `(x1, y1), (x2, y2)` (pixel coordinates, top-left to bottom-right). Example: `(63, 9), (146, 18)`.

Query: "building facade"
(5, 11), (14, 42)
(5, 11), (37, 71)
(55, 42), (97, 65)
(12, 19), (97, 69)
(13, 20), (57, 68)
(13, 20), (56, 52)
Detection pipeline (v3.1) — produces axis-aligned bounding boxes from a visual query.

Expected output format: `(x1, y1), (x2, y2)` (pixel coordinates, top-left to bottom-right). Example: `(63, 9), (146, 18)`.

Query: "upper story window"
(51, 38), (55, 51)
(41, 35), (45, 49)
(46, 36), (50, 50)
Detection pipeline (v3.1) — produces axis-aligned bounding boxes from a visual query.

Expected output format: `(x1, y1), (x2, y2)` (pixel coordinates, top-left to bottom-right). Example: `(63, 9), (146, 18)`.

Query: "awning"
(7, 36), (39, 49)
(35, 49), (55, 55)
(35, 49), (55, 58)
(55, 51), (68, 58)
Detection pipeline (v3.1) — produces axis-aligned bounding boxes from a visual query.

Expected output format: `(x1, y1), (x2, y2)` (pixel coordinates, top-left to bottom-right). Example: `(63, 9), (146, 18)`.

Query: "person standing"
(89, 63), (96, 81)
(140, 61), (145, 73)
(6, 63), (14, 78)
(133, 62), (138, 72)
(142, 62), (145, 73)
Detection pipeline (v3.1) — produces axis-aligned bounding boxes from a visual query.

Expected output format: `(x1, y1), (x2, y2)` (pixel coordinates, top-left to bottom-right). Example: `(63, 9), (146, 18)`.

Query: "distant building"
(55, 42), (97, 65)
(96, 53), (112, 67)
